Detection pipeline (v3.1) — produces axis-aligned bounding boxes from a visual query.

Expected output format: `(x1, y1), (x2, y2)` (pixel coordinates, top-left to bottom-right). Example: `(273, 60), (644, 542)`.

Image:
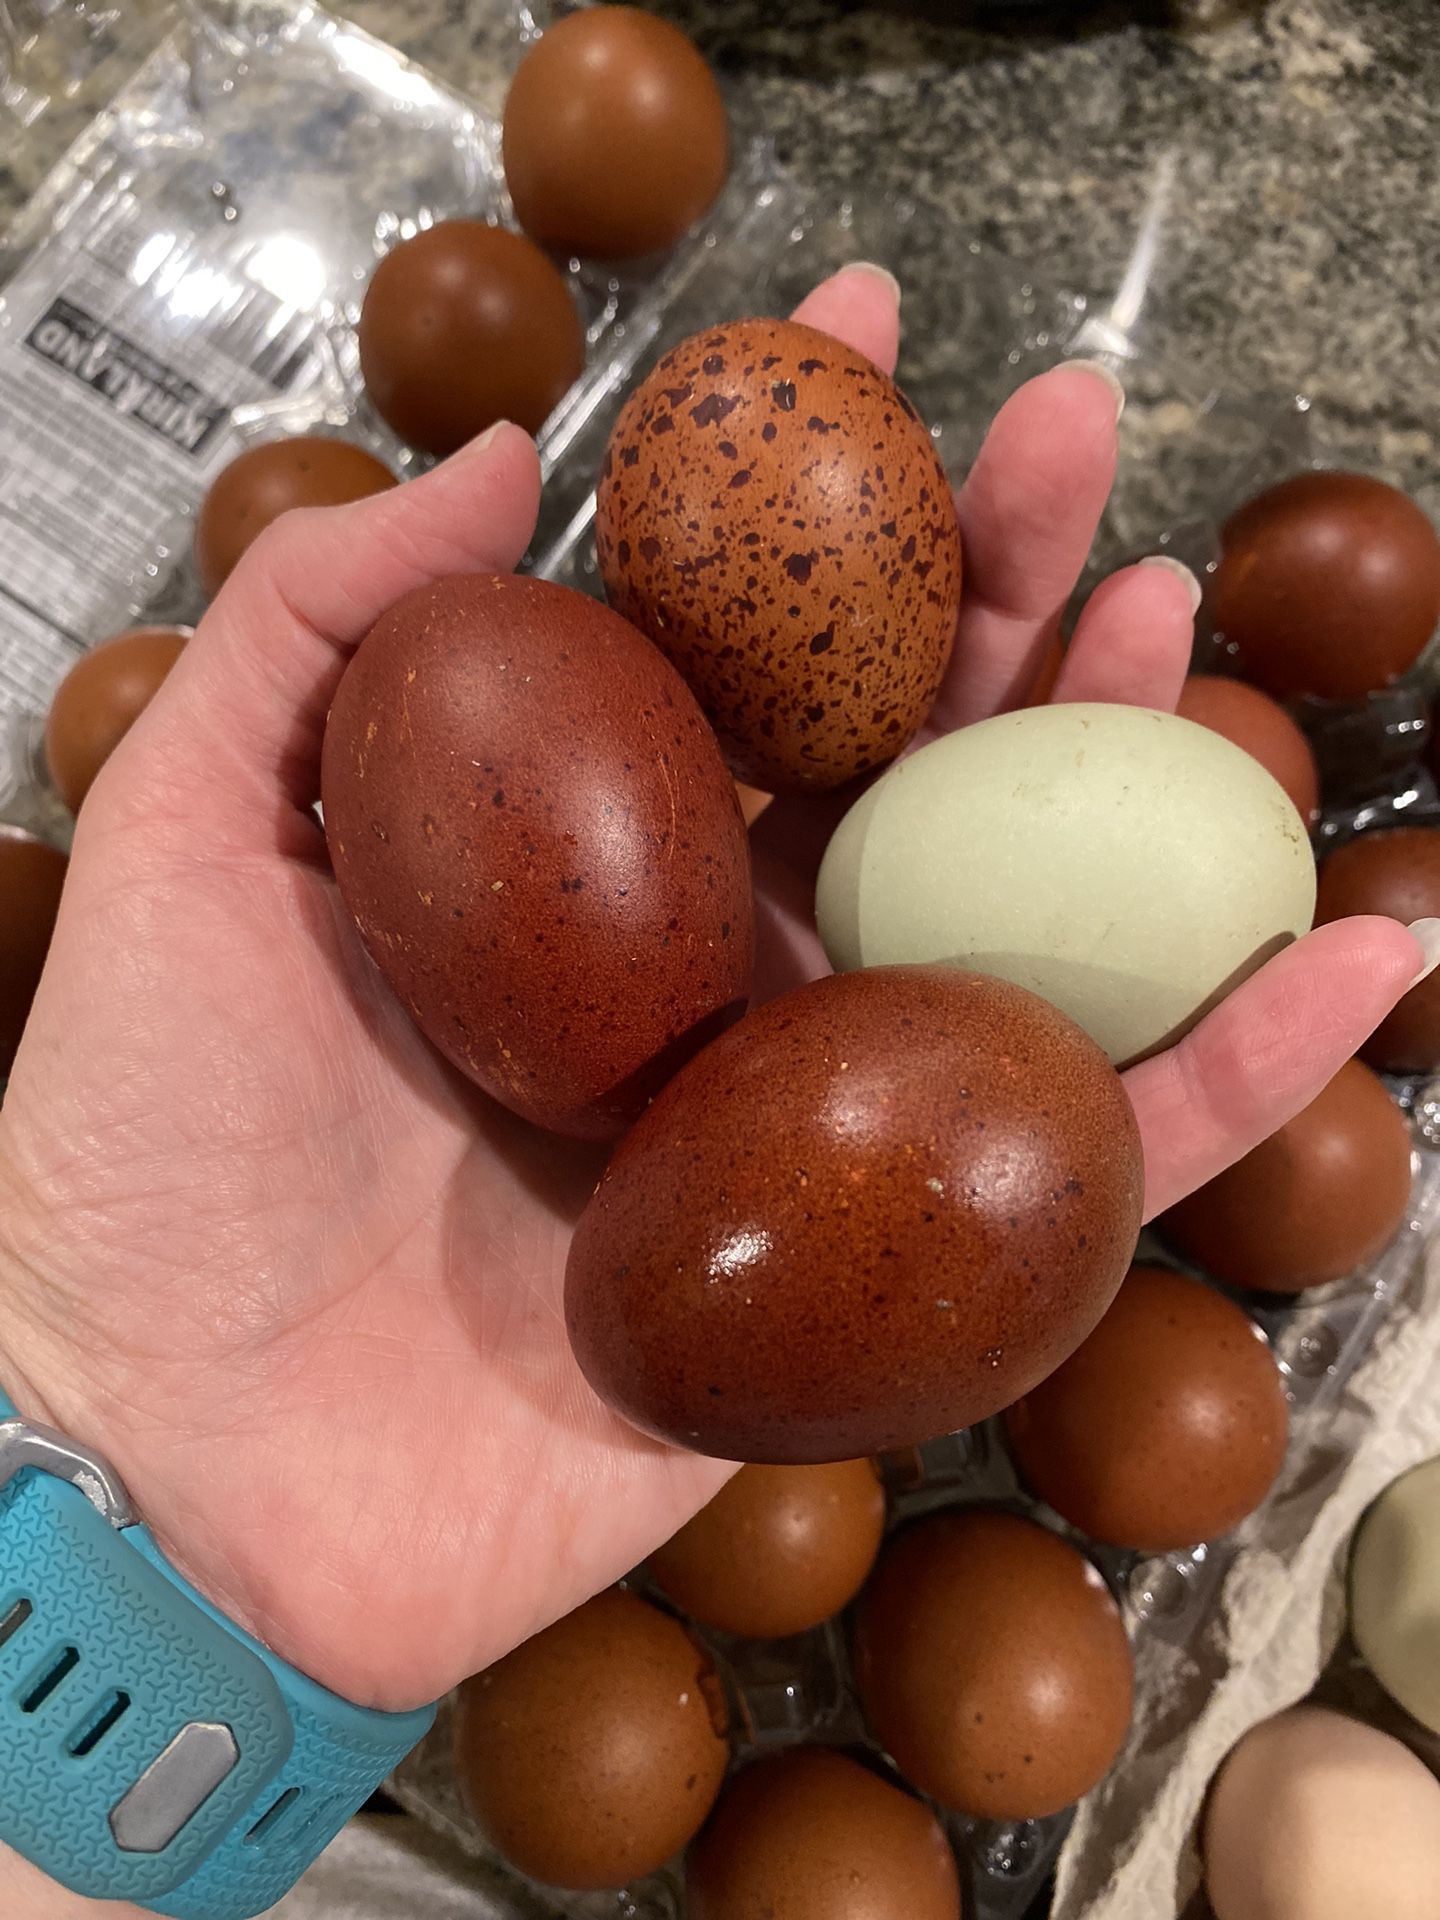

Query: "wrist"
(0, 1836), (147, 1920)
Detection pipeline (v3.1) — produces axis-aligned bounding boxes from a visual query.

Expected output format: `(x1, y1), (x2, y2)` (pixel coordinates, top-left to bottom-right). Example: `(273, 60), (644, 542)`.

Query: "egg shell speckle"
(596, 316), (961, 793)
(817, 702), (1317, 1067)
(564, 965), (1144, 1462)
(321, 573), (753, 1139)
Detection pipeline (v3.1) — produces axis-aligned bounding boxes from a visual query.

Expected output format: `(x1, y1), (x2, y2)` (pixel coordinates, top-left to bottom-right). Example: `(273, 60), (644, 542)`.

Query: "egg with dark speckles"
(321, 573), (753, 1139)
(596, 318), (961, 794)
(0, 827), (67, 1078)
(564, 965), (1144, 1462)
(853, 1509), (1134, 1821)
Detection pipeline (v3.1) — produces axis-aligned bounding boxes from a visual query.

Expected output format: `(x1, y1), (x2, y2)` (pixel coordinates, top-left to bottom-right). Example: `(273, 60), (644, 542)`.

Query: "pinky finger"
(1125, 914), (1427, 1221)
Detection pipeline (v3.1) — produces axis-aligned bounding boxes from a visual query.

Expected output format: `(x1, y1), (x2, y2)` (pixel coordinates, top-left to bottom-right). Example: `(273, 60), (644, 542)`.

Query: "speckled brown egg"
(1004, 1265), (1290, 1551)
(1315, 828), (1440, 1071)
(595, 317), (962, 794)
(687, 1748), (962, 1920)
(1160, 1059), (1413, 1292)
(0, 827), (66, 1077)
(1175, 674), (1321, 824)
(195, 437), (395, 597)
(455, 1587), (729, 1890)
(852, 1509), (1134, 1821)
(358, 221), (585, 454)
(503, 7), (729, 260)
(44, 626), (188, 813)
(648, 1459), (886, 1638)
(564, 965), (1144, 1462)
(321, 573), (752, 1139)
(1213, 471), (1440, 702)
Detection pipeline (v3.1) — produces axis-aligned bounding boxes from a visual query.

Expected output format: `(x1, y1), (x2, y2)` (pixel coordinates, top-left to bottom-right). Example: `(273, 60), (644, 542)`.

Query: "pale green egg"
(815, 702), (1316, 1066)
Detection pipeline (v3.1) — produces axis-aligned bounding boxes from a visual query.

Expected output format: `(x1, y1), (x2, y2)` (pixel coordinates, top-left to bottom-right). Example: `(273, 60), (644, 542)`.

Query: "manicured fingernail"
(1407, 918), (1440, 985)
(474, 419), (513, 452)
(1139, 553), (1203, 614)
(844, 261), (902, 307)
(1066, 357), (1126, 420)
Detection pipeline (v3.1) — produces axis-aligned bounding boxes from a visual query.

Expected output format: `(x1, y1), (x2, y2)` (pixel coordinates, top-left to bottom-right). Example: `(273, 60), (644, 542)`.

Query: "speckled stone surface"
(2, 0), (1435, 486)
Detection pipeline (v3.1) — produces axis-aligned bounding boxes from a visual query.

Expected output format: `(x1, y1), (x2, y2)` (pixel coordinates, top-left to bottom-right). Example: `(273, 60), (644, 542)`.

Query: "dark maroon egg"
(0, 827), (67, 1076)
(45, 626), (188, 813)
(1160, 1059), (1412, 1291)
(1314, 827), (1440, 1071)
(853, 1509), (1134, 1821)
(595, 317), (962, 794)
(358, 222), (585, 454)
(321, 573), (752, 1139)
(1212, 471), (1440, 702)
(687, 1748), (962, 1920)
(502, 7), (729, 261)
(1004, 1265), (1290, 1551)
(195, 437), (395, 597)
(455, 1588), (729, 1890)
(564, 966), (1144, 1461)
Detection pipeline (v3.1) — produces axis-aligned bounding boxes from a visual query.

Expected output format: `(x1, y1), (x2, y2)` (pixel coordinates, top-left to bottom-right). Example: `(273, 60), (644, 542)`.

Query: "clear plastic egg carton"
(0, 0), (786, 836)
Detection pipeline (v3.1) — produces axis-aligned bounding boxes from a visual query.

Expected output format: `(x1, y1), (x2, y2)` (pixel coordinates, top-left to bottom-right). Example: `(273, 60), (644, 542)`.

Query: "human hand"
(0, 266), (1423, 1726)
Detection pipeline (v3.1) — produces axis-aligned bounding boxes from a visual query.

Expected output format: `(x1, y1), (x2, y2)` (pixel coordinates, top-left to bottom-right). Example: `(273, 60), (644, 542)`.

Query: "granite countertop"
(3, 0), (1435, 487)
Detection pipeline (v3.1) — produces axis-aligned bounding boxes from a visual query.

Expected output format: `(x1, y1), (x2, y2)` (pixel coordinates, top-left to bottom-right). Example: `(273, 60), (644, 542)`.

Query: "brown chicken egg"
(853, 1509), (1134, 1821)
(455, 1587), (729, 1890)
(503, 7), (729, 261)
(596, 317), (962, 793)
(687, 1748), (962, 1920)
(1175, 675), (1321, 824)
(358, 221), (585, 454)
(1212, 471), (1440, 702)
(44, 627), (187, 813)
(565, 965), (1144, 1462)
(195, 437), (395, 596)
(649, 1460), (886, 1639)
(0, 827), (67, 1077)
(1004, 1265), (1289, 1550)
(1161, 1059), (1412, 1291)
(321, 573), (752, 1139)
(1315, 828), (1440, 1071)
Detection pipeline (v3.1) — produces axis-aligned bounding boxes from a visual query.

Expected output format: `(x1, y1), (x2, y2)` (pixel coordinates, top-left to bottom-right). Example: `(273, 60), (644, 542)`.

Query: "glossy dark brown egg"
(1315, 827), (1440, 1071)
(853, 1509), (1134, 1821)
(649, 1460), (886, 1638)
(503, 7), (729, 260)
(195, 437), (395, 596)
(687, 1749), (962, 1920)
(1213, 471), (1440, 702)
(44, 627), (187, 813)
(1004, 1265), (1290, 1550)
(455, 1588), (729, 1890)
(1175, 674), (1321, 824)
(1160, 1059), (1413, 1291)
(596, 318), (962, 793)
(322, 573), (752, 1139)
(0, 828), (67, 1076)
(358, 222), (585, 453)
(565, 965), (1145, 1461)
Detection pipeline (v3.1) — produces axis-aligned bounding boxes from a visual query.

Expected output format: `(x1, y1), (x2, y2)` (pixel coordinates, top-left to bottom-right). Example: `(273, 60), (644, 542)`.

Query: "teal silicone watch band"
(0, 1390), (435, 1919)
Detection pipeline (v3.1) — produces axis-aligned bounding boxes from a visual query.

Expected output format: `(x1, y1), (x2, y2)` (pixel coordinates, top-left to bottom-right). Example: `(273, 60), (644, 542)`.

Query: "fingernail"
(1066, 357), (1126, 420)
(1407, 917), (1440, 985)
(473, 419), (513, 453)
(844, 260), (902, 307)
(1139, 553), (1203, 614)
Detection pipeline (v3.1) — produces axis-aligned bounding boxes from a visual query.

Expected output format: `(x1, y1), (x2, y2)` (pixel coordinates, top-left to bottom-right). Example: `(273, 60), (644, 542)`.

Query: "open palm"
(0, 267), (1419, 1715)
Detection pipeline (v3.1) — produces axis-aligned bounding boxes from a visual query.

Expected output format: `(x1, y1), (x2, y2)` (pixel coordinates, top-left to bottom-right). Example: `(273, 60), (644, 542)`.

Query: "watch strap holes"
(66, 1688), (131, 1757)
(19, 1644), (79, 1713)
(0, 1596), (33, 1649)
(244, 1785), (302, 1847)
